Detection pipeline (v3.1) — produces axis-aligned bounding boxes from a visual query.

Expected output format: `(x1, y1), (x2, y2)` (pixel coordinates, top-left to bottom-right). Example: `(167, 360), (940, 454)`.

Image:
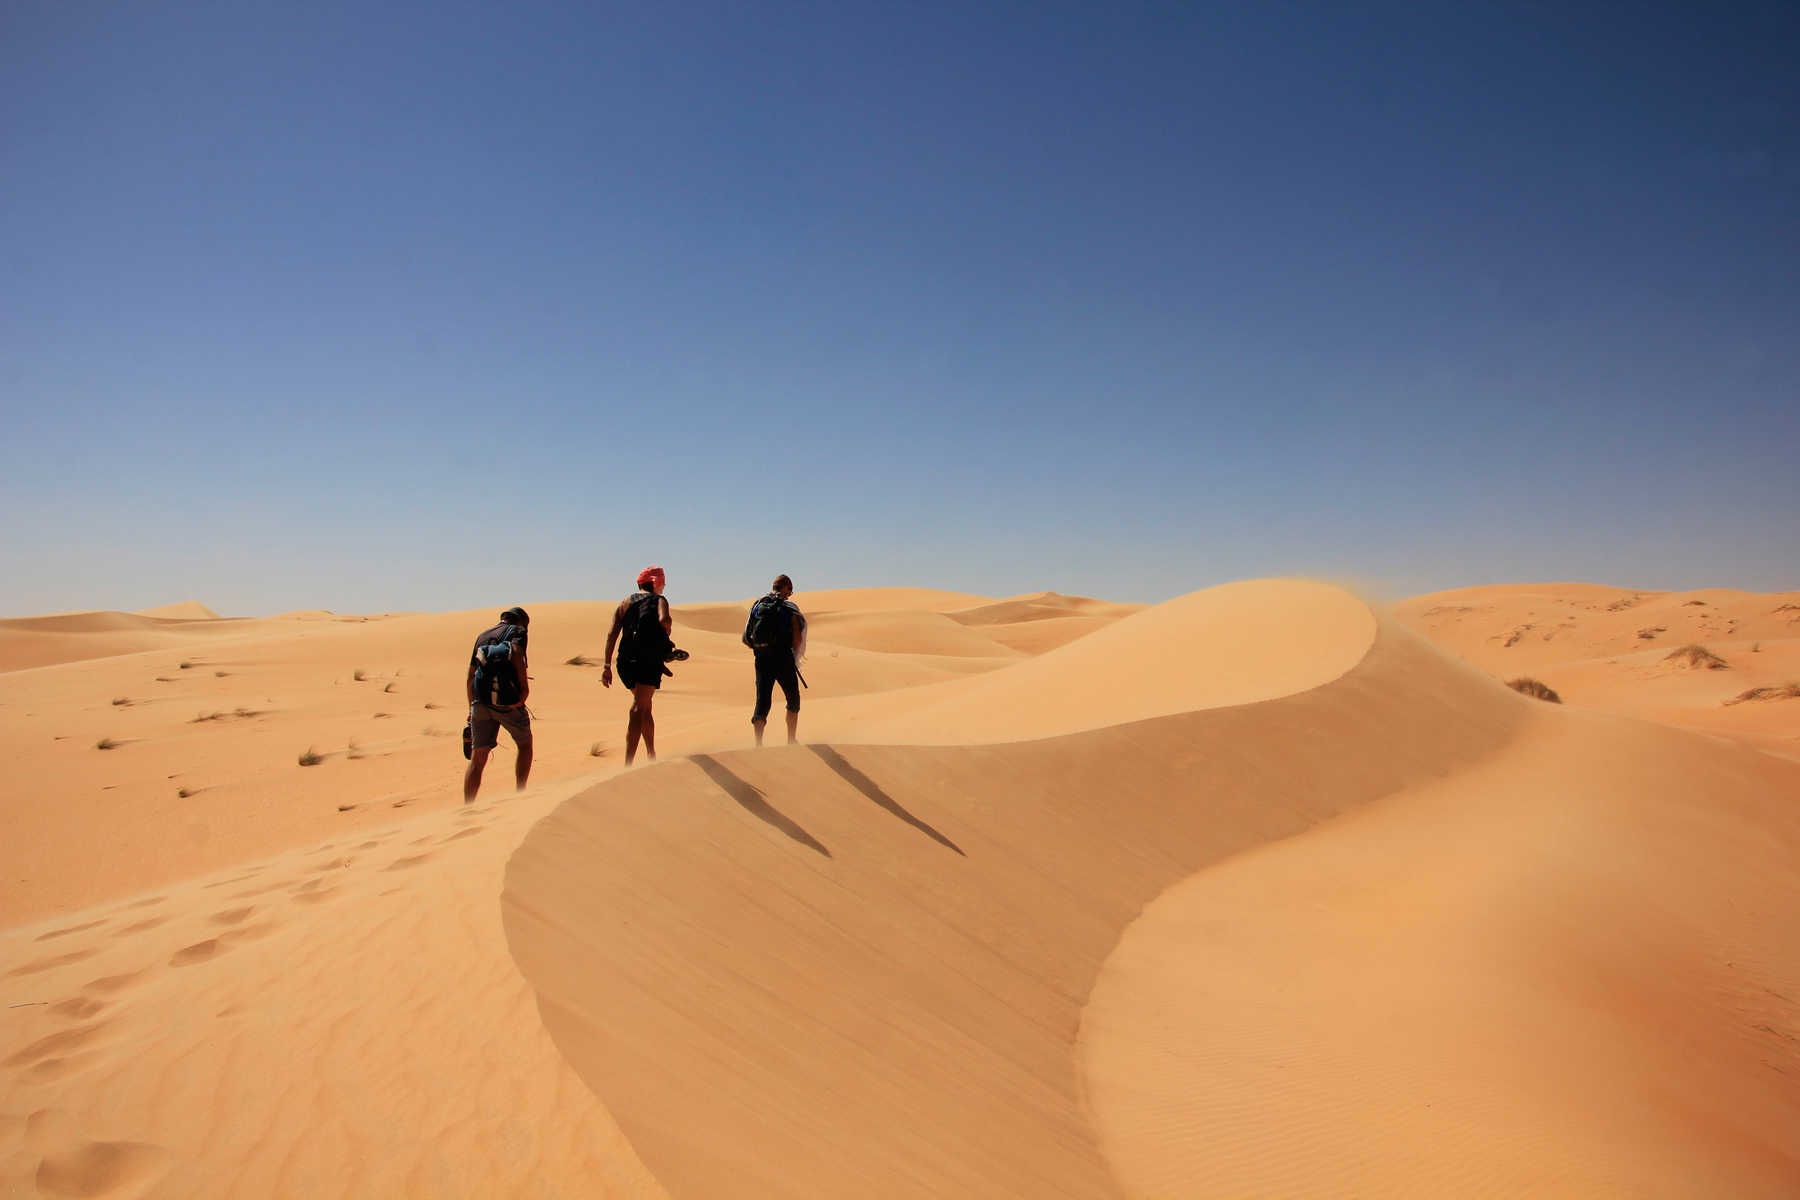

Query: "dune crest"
(853, 579), (1377, 744)
(502, 588), (1522, 1197)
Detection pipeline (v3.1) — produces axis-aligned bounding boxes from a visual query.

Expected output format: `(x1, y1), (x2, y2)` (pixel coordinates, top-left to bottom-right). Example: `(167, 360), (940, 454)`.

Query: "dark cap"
(500, 607), (530, 626)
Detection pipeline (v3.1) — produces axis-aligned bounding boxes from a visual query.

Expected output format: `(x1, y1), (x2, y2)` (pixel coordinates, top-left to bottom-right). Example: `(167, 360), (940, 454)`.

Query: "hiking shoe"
(461, 724), (472, 760)
(666, 647), (690, 662)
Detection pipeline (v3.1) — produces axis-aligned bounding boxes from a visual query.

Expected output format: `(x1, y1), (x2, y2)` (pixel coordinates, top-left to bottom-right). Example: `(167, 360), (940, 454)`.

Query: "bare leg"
(514, 740), (532, 790)
(635, 685), (658, 760)
(752, 718), (766, 747)
(625, 706), (643, 765)
(464, 746), (491, 803)
(785, 710), (799, 745)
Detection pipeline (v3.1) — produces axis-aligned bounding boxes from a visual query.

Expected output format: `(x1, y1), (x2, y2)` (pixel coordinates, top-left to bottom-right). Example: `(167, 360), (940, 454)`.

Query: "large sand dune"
(2, 579), (1796, 1197)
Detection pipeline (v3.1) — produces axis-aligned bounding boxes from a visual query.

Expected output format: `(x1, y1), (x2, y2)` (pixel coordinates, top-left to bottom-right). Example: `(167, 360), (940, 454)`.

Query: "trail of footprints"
(1, 796), (513, 1186)
(3, 802), (511, 1101)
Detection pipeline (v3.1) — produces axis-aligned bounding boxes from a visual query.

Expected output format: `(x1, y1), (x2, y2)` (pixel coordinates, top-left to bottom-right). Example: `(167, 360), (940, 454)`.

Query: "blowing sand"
(2, 580), (1796, 1197)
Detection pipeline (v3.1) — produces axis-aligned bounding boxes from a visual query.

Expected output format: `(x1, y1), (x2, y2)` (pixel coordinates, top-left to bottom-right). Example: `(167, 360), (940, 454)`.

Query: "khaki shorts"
(470, 702), (531, 751)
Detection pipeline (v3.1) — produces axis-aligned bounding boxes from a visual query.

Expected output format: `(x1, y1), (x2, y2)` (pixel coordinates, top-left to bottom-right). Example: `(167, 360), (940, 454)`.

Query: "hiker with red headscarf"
(603, 566), (675, 764)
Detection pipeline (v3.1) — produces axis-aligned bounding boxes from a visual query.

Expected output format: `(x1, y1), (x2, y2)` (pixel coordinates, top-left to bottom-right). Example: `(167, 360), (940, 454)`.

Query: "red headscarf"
(637, 565), (665, 589)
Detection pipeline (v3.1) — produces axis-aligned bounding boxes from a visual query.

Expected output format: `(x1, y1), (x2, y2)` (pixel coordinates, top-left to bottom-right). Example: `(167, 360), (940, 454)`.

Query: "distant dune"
(1, 579), (1795, 1197)
(134, 601), (223, 620)
(1393, 582), (1800, 761)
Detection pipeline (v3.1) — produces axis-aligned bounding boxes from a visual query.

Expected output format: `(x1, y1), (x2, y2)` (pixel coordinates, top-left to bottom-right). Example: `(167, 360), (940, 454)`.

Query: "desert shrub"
(1664, 644), (1728, 670)
(298, 747), (323, 766)
(1724, 683), (1800, 706)
(96, 737), (120, 750)
(1506, 677), (1562, 703)
(112, 697), (131, 706)
(353, 669), (367, 682)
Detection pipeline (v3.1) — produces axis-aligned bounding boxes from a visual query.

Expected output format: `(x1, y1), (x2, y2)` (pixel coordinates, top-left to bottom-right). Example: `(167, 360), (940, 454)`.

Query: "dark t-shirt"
(470, 622), (527, 669)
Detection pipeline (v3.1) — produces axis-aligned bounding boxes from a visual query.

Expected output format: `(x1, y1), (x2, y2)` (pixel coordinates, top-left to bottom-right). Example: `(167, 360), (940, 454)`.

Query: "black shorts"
(617, 656), (665, 690)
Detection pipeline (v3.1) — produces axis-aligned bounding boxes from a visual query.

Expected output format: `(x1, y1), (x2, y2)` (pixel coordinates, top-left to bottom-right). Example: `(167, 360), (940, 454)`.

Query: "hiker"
(464, 607), (531, 802)
(603, 566), (674, 765)
(743, 574), (806, 746)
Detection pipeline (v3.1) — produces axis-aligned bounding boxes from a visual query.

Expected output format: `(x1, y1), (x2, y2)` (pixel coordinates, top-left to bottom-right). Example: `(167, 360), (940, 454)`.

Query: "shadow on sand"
(808, 744), (965, 856)
(691, 754), (831, 857)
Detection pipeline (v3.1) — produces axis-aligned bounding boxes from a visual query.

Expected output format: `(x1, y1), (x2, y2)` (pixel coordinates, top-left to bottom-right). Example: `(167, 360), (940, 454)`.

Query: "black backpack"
(472, 628), (524, 707)
(618, 592), (671, 664)
(746, 594), (793, 650)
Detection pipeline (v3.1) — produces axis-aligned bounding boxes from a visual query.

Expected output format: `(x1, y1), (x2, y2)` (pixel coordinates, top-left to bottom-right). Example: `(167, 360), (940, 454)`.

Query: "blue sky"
(4, 0), (1796, 615)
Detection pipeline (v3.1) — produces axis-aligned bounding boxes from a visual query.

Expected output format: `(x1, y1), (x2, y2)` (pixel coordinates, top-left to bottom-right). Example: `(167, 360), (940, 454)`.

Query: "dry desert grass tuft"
(1506, 677), (1562, 703)
(1723, 683), (1800, 705)
(1664, 644), (1729, 670)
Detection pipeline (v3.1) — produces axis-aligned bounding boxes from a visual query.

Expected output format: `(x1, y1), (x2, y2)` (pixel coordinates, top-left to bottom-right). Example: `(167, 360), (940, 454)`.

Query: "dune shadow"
(808, 745), (965, 856)
(691, 755), (831, 858)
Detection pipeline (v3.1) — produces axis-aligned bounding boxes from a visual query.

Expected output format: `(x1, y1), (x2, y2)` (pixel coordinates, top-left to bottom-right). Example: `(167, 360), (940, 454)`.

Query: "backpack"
(745, 594), (793, 650)
(618, 592), (671, 665)
(472, 629), (524, 707)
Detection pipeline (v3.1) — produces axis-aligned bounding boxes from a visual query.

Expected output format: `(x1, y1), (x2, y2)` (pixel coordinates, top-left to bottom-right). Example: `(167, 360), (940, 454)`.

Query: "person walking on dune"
(743, 574), (806, 746)
(603, 566), (675, 765)
(464, 607), (531, 802)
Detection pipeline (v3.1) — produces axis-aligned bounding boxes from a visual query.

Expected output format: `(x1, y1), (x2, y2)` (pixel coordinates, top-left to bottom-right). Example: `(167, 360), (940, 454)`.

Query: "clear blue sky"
(4, 1), (1795, 615)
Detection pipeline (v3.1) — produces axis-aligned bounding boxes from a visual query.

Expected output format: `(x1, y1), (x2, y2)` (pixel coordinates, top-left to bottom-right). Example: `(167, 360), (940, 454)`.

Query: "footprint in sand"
(167, 939), (224, 968)
(383, 853), (434, 871)
(123, 896), (165, 911)
(5, 1023), (110, 1070)
(34, 920), (109, 943)
(47, 996), (108, 1021)
(7, 948), (101, 978)
(438, 827), (483, 844)
(208, 906), (255, 927)
(33, 1138), (172, 1199)
(81, 970), (147, 996)
(115, 916), (168, 935)
(226, 880), (291, 901)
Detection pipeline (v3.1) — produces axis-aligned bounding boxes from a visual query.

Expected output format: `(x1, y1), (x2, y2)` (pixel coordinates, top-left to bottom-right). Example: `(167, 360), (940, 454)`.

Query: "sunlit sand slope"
(0, 610), (254, 672)
(1081, 706), (1800, 1196)
(503, 587), (1524, 1198)
(855, 579), (1375, 743)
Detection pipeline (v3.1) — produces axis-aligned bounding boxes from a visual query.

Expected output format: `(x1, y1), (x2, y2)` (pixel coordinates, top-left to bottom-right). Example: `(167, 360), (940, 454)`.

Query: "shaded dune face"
(502, 596), (1531, 1197)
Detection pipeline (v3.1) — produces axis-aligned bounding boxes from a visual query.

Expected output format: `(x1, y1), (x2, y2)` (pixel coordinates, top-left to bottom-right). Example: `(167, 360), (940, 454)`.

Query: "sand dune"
(1394, 582), (1800, 760)
(133, 602), (222, 621)
(2, 578), (1796, 1197)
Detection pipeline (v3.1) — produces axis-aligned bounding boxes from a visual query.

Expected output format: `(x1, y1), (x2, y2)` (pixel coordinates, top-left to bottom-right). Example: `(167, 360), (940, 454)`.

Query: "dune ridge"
(501, 587), (1530, 1197)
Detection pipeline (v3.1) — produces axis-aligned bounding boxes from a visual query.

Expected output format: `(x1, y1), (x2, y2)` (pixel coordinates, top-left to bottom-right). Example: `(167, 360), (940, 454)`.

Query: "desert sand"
(2, 580), (1796, 1197)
